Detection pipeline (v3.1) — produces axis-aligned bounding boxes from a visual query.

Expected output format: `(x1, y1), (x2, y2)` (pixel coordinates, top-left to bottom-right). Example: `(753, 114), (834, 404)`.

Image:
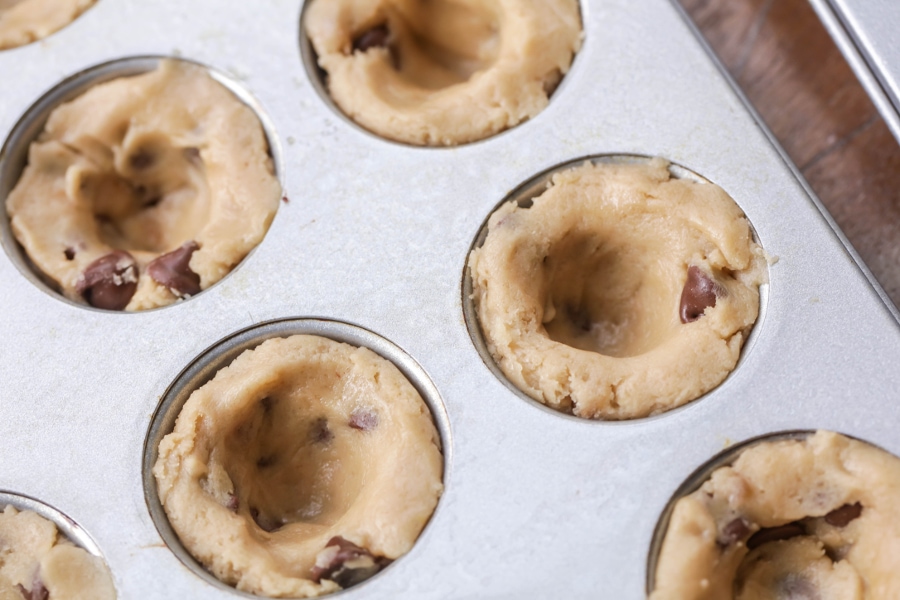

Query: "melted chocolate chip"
(76, 250), (138, 310)
(147, 241), (201, 297)
(349, 408), (378, 431)
(129, 150), (155, 170)
(718, 517), (751, 546)
(250, 507), (280, 532)
(746, 523), (805, 550)
(310, 417), (334, 443)
(824, 502), (863, 527)
(353, 24), (390, 52)
(226, 494), (239, 512)
(311, 536), (392, 588)
(680, 265), (724, 323)
(64, 247), (75, 260)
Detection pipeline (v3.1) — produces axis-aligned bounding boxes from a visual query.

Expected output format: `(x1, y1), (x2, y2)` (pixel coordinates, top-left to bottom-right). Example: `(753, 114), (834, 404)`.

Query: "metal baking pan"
(1, 0), (899, 598)
(808, 0), (900, 145)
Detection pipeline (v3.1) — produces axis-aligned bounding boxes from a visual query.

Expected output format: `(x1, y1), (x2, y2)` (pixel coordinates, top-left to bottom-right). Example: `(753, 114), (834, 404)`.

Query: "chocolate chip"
(250, 507), (280, 532)
(256, 455), (276, 468)
(353, 24), (390, 52)
(824, 502), (863, 527)
(16, 574), (48, 600)
(310, 417), (333, 443)
(311, 536), (391, 588)
(718, 517), (751, 546)
(746, 523), (805, 550)
(226, 494), (239, 512)
(76, 250), (138, 310)
(780, 574), (821, 600)
(143, 196), (162, 209)
(281, 195), (290, 204)
(129, 150), (155, 170)
(680, 265), (724, 323)
(147, 241), (201, 297)
(64, 247), (75, 260)
(349, 408), (378, 431)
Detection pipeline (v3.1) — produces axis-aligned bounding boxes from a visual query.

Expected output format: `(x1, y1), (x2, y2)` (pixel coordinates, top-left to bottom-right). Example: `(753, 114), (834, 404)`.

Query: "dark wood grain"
(681, 0), (900, 306)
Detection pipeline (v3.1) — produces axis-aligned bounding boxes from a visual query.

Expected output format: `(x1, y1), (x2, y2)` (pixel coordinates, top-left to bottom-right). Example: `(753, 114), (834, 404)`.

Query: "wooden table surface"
(680, 0), (900, 308)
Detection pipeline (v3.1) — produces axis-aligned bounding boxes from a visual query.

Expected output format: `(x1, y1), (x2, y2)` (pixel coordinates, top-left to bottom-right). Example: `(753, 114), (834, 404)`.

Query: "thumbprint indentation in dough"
(541, 236), (677, 358)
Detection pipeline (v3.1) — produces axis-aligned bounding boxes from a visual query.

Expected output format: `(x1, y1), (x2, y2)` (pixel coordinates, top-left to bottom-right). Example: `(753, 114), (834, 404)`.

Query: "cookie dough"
(303, 0), (582, 146)
(5, 59), (280, 311)
(153, 335), (444, 598)
(651, 431), (900, 600)
(0, 505), (116, 600)
(0, 0), (95, 50)
(468, 158), (765, 420)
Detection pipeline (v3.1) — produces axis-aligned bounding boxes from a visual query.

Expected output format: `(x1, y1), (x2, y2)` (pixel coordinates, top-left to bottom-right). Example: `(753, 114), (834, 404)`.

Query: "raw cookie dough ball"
(0, 0), (95, 50)
(468, 158), (765, 420)
(5, 59), (280, 311)
(153, 335), (444, 598)
(0, 505), (116, 600)
(651, 431), (900, 600)
(303, 0), (582, 146)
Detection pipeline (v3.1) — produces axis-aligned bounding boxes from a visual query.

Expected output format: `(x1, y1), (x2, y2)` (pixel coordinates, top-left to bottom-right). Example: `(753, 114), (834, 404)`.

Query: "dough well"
(0, 505), (116, 600)
(304, 0), (582, 146)
(0, 0), (95, 50)
(153, 335), (444, 598)
(6, 59), (280, 311)
(468, 159), (765, 420)
(652, 431), (900, 600)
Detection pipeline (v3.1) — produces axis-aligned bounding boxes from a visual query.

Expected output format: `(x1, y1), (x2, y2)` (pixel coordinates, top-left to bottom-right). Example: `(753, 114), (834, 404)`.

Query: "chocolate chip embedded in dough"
(349, 408), (378, 431)
(129, 150), (155, 170)
(718, 517), (751, 546)
(310, 417), (334, 443)
(353, 24), (390, 52)
(311, 536), (392, 588)
(680, 265), (724, 323)
(76, 250), (138, 310)
(226, 494), (239, 512)
(64, 247), (75, 260)
(16, 574), (48, 600)
(824, 502), (863, 527)
(746, 523), (805, 550)
(147, 241), (201, 297)
(779, 574), (821, 600)
(250, 507), (281, 533)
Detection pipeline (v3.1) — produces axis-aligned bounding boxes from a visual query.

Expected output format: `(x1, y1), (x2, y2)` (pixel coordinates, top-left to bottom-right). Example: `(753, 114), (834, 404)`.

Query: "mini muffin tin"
(808, 0), (900, 144)
(1, 0), (899, 598)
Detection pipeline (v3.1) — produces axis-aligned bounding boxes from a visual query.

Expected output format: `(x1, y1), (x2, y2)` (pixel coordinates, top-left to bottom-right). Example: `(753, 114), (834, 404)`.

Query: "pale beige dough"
(652, 431), (900, 600)
(468, 159), (765, 420)
(0, 0), (95, 50)
(153, 335), (444, 598)
(0, 505), (115, 600)
(6, 59), (280, 311)
(304, 0), (582, 146)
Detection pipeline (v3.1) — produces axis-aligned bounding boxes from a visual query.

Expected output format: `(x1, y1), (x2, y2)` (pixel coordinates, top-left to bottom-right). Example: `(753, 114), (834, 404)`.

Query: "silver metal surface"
(808, 0), (900, 144)
(0, 491), (107, 558)
(1, 0), (899, 599)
